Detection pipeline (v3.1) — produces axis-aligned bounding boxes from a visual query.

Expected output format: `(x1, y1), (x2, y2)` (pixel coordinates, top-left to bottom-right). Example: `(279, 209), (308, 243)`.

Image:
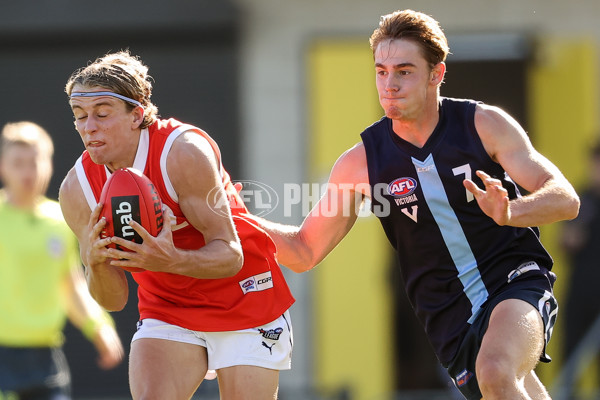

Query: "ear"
(131, 106), (145, 129)
(430, 62), (446, 86)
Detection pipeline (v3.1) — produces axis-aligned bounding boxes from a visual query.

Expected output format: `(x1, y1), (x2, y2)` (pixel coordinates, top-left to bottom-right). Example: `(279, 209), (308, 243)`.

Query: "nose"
(385, 74), (399, 92)
(83, 115), (98, 134)
(22, 162), (38, 181)
(16, 162), (39, 190)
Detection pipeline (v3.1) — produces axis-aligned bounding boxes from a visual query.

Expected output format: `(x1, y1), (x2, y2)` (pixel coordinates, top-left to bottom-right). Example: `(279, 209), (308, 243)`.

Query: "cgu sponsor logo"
(239, 271), (274, 294)
(257, 276), (272, 285)
(387, 177), (417, 198)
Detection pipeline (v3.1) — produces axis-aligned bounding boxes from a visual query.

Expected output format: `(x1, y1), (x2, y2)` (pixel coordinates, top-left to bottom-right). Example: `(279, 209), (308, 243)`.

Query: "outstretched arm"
(464, 104), (579, 227)
(254, 143), (370, 272)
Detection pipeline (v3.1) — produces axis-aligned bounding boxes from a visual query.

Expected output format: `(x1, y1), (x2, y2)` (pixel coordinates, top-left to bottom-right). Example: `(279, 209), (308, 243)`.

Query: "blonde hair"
(0, 121), (54, 197)
(65, 50), (159, 128)
(0, 121), (54, 159)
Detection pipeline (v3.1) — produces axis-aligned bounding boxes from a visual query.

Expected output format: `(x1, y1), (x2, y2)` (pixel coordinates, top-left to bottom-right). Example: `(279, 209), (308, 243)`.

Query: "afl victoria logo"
(387, 177), (417, 198)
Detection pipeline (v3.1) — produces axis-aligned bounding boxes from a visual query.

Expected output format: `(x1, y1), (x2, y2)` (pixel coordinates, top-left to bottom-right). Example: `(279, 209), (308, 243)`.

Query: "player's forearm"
(85, 263), (129, 311)
(251, 217), (315, 272)
(169, 239), (244, 279)
(508, 181), (580, 227)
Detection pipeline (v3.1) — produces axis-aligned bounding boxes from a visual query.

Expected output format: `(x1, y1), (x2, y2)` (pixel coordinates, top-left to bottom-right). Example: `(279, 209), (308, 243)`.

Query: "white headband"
(70, 91), (143, 108)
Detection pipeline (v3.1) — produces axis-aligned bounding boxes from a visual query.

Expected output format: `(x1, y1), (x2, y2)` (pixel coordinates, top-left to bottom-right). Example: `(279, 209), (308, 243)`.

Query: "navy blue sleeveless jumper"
(361, 97), (553, 365)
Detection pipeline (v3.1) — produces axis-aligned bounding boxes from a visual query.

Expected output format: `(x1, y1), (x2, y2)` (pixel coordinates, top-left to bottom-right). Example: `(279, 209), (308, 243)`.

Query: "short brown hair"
(0, 121), (54, 159)
(369, 9), (449, 68)
(65, 50), (159, 128)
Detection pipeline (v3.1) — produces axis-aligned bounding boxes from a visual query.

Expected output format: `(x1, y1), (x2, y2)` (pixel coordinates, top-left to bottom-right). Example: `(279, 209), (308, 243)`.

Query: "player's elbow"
(92, 292), (127, 312)
(99, 295), (128, 312)
(223, 242), (244, 277)
(557, 186), (581, 221)
(286, 242), (320, 273)
(286, 260), (316, 273)
(564, 194), (580, 220)
(228, 254), (244, 277)
(104, 302), (126, 312)
(87, 284), (128, 312)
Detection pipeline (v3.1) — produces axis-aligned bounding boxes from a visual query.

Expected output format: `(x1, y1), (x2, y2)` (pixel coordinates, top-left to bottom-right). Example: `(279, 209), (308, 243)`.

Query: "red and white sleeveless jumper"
(74, 118), (295, 331)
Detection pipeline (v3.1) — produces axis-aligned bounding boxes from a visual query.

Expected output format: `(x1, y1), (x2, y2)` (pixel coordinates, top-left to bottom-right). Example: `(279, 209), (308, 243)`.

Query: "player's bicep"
(167, 133), (238, 243)
(475, 105), (554, 192)
(500, 148), (560, 193)
(298, 146), (365, 264)
(180, 189), (238, 244)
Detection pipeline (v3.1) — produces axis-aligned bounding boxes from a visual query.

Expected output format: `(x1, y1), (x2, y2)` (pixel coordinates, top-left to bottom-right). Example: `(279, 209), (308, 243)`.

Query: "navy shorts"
(0, 346), (71, 400)
(446, 269), (558, 400)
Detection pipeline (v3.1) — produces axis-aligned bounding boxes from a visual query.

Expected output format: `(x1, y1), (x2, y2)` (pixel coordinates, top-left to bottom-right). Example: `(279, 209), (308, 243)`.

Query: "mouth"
(87, 140), (104, 148)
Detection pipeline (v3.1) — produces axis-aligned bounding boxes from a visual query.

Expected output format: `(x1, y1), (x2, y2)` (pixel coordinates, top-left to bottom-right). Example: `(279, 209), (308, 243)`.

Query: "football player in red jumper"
(59, 51), (294, 400)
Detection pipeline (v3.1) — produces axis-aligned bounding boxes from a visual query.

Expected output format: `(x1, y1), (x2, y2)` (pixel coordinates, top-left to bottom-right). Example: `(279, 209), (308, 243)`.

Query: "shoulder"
(360, 116), (388, 138)
(58, 167), (90, 233)
(330, 142), (369, 189)
(338, 142), (367, 164)
(473, 103), (527, 161)
(474, 103), (518, 132)
(440, 96), (479, 112)
(166, 129), (223, 193)
(168, 130), (218, 168)
(153, 118), (211, 143)
(59, 167), (82, 200)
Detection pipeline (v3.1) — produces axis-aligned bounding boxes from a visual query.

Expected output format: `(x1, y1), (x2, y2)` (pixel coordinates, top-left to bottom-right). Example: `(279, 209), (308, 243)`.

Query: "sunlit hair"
(369, 9), (449, 69)
(65, 50), (159, 128)
(0, 121), (54, 159)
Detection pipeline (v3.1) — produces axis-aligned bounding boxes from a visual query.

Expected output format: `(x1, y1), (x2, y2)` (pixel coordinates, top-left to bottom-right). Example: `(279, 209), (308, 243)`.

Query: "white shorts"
(131, 310), (293, 371)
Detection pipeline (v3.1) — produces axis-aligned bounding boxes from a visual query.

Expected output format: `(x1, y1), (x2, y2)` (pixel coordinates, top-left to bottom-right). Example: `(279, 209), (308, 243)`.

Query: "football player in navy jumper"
(254, 9), (579, 400)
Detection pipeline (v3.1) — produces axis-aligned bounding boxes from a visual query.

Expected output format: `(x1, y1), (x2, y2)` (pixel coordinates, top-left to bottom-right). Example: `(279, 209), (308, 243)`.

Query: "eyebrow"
(375, 62), (416, 69)
(70, 101), (115, 111)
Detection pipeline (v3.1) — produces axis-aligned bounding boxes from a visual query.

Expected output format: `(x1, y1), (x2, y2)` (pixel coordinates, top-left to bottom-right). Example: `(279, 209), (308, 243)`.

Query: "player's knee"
(476, 358), (517, 397)
(130, 385), (153, 400)
(131, 383), (178, 400)
(132, 390), (174, 400)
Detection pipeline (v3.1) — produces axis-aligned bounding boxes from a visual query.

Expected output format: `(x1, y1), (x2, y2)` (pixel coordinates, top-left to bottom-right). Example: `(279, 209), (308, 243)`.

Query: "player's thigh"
(477, 298), (544, 376)
(217, 365), (279, 400)
(129, 338), (208, 400)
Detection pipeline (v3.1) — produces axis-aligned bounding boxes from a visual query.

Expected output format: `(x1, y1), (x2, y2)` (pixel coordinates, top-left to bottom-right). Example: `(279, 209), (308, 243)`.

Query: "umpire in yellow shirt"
(0, 121), (123, 399)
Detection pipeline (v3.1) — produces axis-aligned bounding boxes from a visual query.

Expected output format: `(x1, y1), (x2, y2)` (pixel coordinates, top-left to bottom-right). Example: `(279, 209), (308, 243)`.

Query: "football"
(99, 168), (164, 272)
